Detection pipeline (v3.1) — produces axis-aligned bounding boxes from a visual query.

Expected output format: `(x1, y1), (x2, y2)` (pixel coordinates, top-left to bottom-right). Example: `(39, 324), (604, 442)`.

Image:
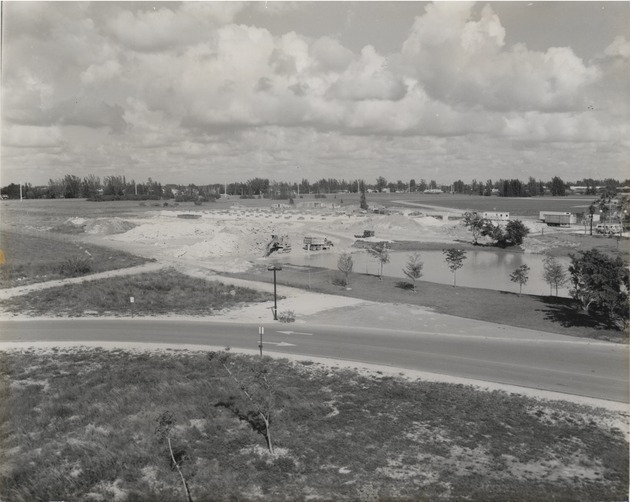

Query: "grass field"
(0, 348), (626, 502)
(0, 230), (150, 289)
(233, 265), (627, 342)
(345, 192), (600, 217)
(0, 268), (273, 317)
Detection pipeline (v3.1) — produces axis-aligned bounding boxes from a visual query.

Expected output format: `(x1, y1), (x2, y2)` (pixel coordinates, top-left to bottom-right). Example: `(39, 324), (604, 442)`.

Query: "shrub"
(331, 272), (348, 288)
(59, 256), (92, 277)
(277, 310), (296, 323)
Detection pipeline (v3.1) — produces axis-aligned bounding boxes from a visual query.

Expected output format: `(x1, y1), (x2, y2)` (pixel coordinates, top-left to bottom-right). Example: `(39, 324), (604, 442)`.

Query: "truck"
(303, 236), (333, 251)
(539, 211), (577, 226)
(544, 214), (575, 226)
(354, 230), (375, 238)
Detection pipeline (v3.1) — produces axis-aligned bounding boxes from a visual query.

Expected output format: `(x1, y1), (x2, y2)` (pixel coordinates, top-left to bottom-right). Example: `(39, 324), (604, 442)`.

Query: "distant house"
(482, 211), (510, 221)
(423, 189), (443, 194)
(297, 201), (337, 209)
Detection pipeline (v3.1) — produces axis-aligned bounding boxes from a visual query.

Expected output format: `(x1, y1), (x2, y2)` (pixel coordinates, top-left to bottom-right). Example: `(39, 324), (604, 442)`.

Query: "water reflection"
(274, 249), (572, 297)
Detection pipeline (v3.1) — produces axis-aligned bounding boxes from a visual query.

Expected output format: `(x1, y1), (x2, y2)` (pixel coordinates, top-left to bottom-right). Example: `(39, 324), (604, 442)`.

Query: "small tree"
(542, 255), (568, 296)
(463, 212), (490, 245)
(403, 252), (423, 292)
(367, 242), (390, 280)
(155, 412), (195, 502)
(482, 220), (506, 247)
(337, 253), (354, 287)
(569, 249), (629, 329)
(359, 181), (368, 210)
(505, 220), (530, 246)
(442, 248), (467, 287)
(208, 350), (276, 454)
(510, 264), (530, 296)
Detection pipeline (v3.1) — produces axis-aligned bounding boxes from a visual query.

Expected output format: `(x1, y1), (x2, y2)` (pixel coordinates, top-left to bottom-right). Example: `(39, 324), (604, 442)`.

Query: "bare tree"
(208, 350), (276, 454)
(403, 253), (423, 292)
(510, 264), (530, 296)
(442, 248), (467, 287)
(155, 412), (194, 502)
(367, 242), (390, 280)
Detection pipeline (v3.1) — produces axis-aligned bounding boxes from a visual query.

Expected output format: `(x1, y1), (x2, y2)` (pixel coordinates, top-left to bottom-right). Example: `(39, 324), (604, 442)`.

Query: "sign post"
(130, 296), (135, 318)
(258, 326), (264, 357)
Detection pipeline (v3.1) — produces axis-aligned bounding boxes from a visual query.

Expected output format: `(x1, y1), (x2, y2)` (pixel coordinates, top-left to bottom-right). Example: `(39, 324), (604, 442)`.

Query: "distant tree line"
(2, 173), (628, 200)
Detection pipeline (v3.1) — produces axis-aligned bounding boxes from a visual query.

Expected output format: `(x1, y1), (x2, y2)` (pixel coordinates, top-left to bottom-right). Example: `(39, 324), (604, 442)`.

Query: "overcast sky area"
(1, 1), (629, 186)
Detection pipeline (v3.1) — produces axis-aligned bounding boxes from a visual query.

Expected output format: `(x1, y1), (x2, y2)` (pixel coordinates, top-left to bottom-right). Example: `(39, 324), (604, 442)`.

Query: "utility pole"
(267, 265), (282, 320)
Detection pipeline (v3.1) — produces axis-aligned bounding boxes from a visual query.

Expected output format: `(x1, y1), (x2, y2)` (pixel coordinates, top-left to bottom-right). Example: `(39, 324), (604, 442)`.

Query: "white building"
(482, 211), (510, 221)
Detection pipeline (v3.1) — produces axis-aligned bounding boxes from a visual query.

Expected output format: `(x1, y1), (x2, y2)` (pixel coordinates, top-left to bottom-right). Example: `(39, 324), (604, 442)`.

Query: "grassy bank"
(0, 268), (273, 317)
(231, 266), (626, 343)
(0, 230), (149, 288)
(0, 348), (626, 502)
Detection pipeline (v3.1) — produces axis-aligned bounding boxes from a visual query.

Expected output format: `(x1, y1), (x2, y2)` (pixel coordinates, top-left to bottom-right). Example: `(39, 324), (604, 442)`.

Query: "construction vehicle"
(354, 230), (375, 238)
(539, 211), (577, 226)
(303, 236), (334, 251)
(264, 235), (291, 256)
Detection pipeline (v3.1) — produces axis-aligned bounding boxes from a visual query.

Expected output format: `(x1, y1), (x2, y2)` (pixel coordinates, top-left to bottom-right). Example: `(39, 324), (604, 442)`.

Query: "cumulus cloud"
(1, 1), (627, 184)
(401, 3), (599, 112)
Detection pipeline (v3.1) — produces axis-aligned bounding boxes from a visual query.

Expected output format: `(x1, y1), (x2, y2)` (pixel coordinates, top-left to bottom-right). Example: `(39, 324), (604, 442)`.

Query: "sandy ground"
(2, 204), (628, 428)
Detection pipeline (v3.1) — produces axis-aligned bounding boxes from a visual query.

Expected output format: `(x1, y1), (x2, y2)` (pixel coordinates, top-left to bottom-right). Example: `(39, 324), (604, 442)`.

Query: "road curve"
(1, 319), (627, 404)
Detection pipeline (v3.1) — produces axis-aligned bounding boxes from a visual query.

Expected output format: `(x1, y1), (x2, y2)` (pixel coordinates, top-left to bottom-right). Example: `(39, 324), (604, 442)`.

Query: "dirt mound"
(84, 218), (136, 235)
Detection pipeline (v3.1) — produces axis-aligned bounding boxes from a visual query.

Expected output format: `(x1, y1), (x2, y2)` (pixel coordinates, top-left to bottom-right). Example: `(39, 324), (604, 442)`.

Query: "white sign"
(130, 297), (135, 303)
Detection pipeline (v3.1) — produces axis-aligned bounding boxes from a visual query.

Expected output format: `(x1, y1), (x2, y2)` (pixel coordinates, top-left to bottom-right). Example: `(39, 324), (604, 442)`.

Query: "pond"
(272, 249), (572, 297)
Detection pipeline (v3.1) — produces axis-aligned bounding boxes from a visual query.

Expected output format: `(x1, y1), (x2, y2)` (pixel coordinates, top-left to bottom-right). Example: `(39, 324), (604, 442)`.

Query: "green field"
(1, 349), (626, 502)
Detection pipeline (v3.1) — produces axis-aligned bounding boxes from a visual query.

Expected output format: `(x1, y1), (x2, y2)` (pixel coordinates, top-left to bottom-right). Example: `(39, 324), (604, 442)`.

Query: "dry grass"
(0, 230), (149, 288)
(0, 348), (627, 501)
(0, 268), (273, 317)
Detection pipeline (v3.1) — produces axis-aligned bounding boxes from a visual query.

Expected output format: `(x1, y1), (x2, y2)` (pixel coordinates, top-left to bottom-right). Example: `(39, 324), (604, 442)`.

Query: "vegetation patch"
(0, 230), (149, 288)
(0, 348), (627, 501)
(233, 266), (627, 342)
(0, 268), (273, 317)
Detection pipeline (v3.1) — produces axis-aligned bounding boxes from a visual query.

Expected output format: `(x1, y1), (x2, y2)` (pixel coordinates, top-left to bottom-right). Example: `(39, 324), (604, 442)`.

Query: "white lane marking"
(265, 341), (296, 347)
(276, 330), (313, 336)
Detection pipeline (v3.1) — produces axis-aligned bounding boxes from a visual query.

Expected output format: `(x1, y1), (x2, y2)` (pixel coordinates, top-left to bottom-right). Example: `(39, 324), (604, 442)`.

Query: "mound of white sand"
(84, 218), (136, 235)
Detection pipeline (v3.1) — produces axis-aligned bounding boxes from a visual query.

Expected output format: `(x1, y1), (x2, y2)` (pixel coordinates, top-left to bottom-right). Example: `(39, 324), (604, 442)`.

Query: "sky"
(1, 1), (629, 187)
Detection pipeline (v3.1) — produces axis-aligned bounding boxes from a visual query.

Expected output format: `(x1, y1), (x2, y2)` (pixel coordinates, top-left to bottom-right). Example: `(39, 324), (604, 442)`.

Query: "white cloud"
(1, 1), (627, 184)
(80, 60), (121, 84)
(604, 36), (630, 58)
(3, 125), (64, 148)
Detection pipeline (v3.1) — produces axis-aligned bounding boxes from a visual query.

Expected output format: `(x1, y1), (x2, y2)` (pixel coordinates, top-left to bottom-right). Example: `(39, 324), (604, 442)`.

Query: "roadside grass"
(0, 348), (627, 502)
(232, 267), (627, 342)
(0, 268), (273, 317)
(0, 230), (149, 288)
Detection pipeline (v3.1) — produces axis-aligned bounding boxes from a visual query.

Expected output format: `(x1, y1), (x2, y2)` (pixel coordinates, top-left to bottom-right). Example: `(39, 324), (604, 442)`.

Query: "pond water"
(273, 249), (572, 297)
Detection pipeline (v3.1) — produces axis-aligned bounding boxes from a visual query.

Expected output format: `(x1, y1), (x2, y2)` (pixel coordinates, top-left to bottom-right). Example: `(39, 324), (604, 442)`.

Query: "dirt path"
(0, 262), (163, 300)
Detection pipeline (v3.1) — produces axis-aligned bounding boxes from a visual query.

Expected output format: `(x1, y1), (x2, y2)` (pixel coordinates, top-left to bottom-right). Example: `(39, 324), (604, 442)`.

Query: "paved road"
(1, 319), (627, 404)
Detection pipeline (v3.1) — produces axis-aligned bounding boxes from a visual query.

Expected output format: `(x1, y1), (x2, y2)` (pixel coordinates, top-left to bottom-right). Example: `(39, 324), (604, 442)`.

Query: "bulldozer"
(264, 234), (291, 256)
